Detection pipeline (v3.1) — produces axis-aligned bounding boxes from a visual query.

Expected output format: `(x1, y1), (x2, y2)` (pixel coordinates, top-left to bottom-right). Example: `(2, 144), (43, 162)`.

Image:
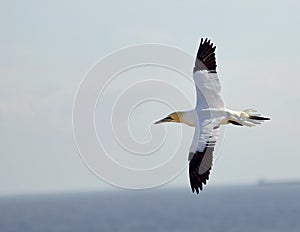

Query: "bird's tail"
(235, 109), (270, 127)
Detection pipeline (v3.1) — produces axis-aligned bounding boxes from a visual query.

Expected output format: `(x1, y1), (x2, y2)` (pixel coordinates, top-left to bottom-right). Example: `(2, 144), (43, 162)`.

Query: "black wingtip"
(195, 37), (217, 73)
(189, 150), (213, 194)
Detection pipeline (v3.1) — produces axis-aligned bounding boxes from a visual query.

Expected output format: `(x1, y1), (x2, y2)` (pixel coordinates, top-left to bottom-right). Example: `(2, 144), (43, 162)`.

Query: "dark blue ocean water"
(0, 185), (299, 232)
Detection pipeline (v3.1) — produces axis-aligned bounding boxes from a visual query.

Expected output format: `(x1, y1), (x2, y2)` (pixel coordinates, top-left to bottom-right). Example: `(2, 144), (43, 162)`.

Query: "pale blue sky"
(1, 0), (300, 195)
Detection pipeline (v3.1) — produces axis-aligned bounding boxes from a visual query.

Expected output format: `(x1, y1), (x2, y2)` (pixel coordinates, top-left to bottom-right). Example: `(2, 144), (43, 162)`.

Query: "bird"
(154, 38), (270, 194)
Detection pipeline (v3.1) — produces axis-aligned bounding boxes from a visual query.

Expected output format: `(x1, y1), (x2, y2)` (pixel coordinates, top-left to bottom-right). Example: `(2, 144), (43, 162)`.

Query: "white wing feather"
(190, 70), (225, 156)
(189, 117), (222, 158)
(193, 70), (224, 110)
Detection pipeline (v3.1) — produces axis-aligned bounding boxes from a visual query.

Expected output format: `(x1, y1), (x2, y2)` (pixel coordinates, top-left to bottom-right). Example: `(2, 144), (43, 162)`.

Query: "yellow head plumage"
(154, 112), (181, 124)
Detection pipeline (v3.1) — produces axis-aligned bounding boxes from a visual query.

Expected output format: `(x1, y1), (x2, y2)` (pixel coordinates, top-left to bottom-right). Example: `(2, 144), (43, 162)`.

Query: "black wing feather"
(194, 38), (217, 73)
(189, 145), (215, 194)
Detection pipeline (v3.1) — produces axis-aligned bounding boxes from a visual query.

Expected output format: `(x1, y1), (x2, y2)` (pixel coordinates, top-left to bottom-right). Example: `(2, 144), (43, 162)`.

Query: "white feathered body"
(180, 108), (264, 128)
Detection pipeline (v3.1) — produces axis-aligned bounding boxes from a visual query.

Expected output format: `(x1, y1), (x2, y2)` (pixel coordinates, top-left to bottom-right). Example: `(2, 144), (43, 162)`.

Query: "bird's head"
(154, 112), (181, 124)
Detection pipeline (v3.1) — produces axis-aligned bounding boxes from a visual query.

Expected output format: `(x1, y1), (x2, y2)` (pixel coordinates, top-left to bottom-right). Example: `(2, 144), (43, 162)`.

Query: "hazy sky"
(1, 0), (300, 195)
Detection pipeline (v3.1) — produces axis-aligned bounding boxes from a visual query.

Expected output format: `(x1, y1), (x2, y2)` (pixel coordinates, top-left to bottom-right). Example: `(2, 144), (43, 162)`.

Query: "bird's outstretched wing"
(188, 38), (225, 193)
(189, 118), (221, 194)
(193, 38), (224, 110)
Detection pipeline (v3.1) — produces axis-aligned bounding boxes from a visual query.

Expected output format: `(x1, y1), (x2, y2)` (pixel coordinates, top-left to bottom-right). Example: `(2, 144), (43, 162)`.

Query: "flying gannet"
(155, 38), (270, 194)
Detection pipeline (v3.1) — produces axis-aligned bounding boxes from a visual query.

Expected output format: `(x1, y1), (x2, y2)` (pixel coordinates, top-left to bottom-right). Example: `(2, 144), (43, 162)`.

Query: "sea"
(0, 184), (300, 232)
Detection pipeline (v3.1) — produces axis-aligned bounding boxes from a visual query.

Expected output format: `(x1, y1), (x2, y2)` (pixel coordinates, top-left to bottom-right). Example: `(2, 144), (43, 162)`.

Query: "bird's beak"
(154, 116), (172, 124)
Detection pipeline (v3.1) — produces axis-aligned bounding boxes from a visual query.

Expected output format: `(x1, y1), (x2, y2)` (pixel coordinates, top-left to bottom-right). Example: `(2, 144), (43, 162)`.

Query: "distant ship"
(257, 179), (300, 186)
